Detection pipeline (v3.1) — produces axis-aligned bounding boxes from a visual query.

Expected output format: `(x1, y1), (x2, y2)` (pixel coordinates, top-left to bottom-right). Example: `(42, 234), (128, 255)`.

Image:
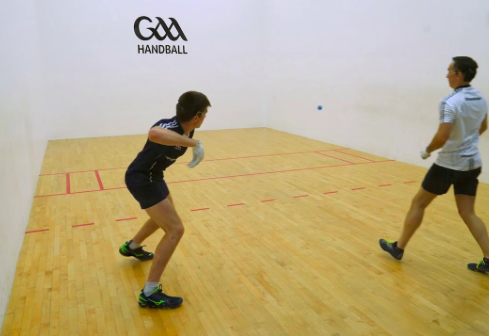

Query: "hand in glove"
(420, 148), (431, 160)
(188, 140), (204, 168)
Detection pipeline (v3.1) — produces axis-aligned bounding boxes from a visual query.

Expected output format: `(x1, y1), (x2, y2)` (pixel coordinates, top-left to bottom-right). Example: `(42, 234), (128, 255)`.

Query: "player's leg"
(138, 196), (185, 309)
(397, 188), (438, 248)
(133, 194), (176, 243)
(120, 194), (176, 260)
(379, 164), (447, 260)
(380, 188), (437, 259)
(453, 168), (489, 272)
(458, 194), (489, 272)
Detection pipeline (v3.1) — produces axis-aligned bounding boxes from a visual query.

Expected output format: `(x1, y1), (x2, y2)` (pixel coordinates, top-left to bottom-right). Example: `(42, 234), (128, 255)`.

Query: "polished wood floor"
(2, 128), (489, 336)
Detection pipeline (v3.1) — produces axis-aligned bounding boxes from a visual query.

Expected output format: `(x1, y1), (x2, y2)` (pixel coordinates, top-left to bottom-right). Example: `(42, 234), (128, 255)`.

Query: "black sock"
(483, 257), (489, 264)
(393, 242), (404, 251)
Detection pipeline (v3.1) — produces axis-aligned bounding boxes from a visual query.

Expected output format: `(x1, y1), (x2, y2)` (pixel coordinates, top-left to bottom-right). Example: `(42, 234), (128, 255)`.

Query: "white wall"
(35, 0), (266, 140)
(0, 0), (48, 328)
(0, 0), (265, 326)
(264, 0), (489, 183)
(2, 1), (489, 326)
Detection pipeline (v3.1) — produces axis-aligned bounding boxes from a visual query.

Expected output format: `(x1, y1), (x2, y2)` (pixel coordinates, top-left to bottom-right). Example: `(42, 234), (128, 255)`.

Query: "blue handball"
(317, 105), (323, 110)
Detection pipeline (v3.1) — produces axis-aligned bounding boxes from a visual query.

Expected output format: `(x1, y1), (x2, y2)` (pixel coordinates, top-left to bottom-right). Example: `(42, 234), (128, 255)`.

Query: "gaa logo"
(134, 16), (188, 41)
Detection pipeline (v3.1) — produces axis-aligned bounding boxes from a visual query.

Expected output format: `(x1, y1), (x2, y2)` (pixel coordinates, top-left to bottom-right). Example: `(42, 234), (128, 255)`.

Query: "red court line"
(35, 188), (122, 198)
(73, 223), (95, 228)
(94, 170), (104, 190)
(323, 191), (338, 194)
(66, 173), (71, 194)
(261, 199), (276, 202)
(39, 148), (350, 176)
(105, 186), (127, 191)
(34, 160), (396, 198)
(191, 208), (210, 212)
(35, 193), (68, 198)
(176, 148), (348, 165)
(167, 164), (347, 184)
(71, 189), (103, 195)
(334, 151), (375, 162)
(293, 195), (309, 198)
(168, 160), (394, 185)
(116, 217), (137, 222)
(314, 151), (355, 164)
(352, 187), (366, 191)
(41, 169), (96, 176)
(227, 203), (245, 207)
(403, 181), (417, 184)
(25, 229), (49, 234)
(40, 168), (125, 176)
(379, 184), (392, 187)
(41, 172), (70, 176)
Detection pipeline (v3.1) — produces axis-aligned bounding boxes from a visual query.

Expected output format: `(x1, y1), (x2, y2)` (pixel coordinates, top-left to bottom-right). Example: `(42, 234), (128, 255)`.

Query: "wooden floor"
(2, 128), (489, 336)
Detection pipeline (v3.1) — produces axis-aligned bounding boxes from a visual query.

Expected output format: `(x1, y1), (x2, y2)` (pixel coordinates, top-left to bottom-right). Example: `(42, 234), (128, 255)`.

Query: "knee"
(458, 208), (474, 221)
(175, 224), (185, 239)
(411, 196), (430, 209)
(168, 221), (185, 240)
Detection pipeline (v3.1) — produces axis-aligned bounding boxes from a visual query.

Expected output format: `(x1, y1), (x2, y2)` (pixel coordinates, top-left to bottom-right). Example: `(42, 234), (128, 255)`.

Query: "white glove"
(188, 140), (204, 168)
(420, 148), (431, 160)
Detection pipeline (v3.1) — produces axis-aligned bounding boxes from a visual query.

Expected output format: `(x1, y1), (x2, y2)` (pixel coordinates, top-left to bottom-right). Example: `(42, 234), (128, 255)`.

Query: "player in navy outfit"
(119, 91), (210, 308)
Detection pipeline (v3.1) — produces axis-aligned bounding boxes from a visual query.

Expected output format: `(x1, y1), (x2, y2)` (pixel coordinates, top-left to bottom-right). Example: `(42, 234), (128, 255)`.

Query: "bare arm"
(480, 114), (488, 136)
(426, 122), (453, 153)
(148, 127), (198, 147)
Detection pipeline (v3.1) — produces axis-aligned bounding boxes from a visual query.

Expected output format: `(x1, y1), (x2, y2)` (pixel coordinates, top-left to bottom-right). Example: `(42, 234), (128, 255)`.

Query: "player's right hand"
(420, 148), (430, 160)
(188, 140), (204, 168)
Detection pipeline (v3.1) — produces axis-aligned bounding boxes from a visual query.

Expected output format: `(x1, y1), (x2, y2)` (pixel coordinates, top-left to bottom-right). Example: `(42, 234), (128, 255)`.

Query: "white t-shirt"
(435, 85), (488, 171)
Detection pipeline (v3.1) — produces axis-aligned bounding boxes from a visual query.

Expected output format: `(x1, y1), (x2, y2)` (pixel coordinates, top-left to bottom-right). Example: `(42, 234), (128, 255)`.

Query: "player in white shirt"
(379, 56), (489, 273)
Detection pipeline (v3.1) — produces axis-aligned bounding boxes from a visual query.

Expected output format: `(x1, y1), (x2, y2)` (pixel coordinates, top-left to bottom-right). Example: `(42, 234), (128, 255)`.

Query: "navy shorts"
(422, 164), (481, 196)
(125, 172), (169, 209)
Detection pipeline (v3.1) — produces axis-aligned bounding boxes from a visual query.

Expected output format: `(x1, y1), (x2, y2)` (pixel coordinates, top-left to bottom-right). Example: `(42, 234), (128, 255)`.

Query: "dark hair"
(452, 56), (478, 82)
(176, 91), (211, 122)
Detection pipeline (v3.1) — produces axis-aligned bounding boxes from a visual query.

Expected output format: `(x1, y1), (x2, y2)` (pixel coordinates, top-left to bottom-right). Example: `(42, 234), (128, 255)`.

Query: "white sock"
(129, 240), (141, 250)
(143, 282), (159, 297)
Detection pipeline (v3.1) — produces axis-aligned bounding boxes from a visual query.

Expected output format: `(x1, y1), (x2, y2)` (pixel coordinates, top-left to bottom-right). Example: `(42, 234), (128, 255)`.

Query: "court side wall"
(0, 0), (49, 327)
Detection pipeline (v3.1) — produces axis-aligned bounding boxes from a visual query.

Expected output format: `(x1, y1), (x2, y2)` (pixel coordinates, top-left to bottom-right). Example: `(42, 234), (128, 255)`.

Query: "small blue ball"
(318, 105), (323, 110)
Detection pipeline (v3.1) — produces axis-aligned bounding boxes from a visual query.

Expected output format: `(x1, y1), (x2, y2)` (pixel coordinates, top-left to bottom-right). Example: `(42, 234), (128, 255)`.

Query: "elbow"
(148, 128), (160, 143)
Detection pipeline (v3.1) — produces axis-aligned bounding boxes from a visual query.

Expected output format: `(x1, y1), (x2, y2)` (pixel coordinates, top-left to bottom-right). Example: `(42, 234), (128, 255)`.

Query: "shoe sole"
(139, 303), (183, 309)
(119, 248), (154, 261)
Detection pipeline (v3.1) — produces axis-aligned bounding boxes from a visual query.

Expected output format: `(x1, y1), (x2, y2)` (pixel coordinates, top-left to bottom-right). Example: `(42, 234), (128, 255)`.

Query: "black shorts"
(125, 173), (169, 209)
(422, 164), (481, 196)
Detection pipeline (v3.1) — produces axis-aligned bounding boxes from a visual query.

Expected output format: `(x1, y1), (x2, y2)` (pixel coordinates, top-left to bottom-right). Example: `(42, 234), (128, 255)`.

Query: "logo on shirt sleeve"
(159, 121), (179, 129)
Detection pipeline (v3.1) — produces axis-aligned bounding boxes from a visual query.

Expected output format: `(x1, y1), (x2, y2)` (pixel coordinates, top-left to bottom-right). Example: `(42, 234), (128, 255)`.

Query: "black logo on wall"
(134, 16), (188, 55)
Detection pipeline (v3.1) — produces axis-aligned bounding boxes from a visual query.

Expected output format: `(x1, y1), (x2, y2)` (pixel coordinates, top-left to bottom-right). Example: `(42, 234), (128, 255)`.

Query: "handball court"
(2, 128), (489, 336)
